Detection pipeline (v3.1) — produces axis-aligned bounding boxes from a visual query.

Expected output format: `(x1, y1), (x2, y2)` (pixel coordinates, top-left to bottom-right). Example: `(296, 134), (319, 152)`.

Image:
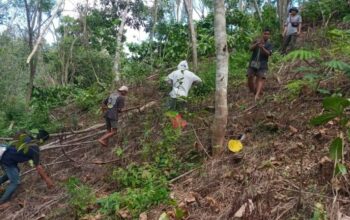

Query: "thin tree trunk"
(113, 0), (129, 82)
(277, 0), (291, 30)
(24, 0), (35, 106)
(238, 0), (245, 11)
(253, 0), (262, 22)
(184, 0), (198, 71)
(211, 0), (228, 155)
(149, 0), (158, 70)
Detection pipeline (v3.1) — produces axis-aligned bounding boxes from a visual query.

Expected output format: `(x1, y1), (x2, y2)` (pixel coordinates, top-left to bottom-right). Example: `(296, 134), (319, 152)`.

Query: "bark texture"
(211, 0), (229, 154)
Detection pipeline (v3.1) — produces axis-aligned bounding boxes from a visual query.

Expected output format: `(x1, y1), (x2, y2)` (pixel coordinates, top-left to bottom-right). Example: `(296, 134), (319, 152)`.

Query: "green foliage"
(283, 50), (320, 62)
(285, 75), (318, 100)
(329, 137), (343, 161)
(74, 85), (108, 111)
(121, 58), (152, 83)
(302, 0), (350, 25)
(65, 177), (96, 217)
(312, 203), (327, 220)
(111, 164), (167, 188)
(100, 164), (169, 217)
(324, 60), (350, 75)
(311, 96), (350, 176)
(98, 184), (169, 217)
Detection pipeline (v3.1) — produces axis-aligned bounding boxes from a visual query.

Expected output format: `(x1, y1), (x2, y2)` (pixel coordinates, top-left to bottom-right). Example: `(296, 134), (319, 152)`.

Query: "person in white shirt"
(165, 60), (202, 110)
(282, 7), (302, 54)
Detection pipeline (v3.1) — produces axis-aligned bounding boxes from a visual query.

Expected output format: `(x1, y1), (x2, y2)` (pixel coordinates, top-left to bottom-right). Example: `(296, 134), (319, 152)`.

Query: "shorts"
(105, 117), (118, 131)
(247, 67), (267, 79)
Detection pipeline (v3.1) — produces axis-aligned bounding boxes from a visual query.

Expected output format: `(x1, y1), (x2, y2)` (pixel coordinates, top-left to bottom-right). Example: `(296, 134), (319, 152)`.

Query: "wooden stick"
(169, 168), (199, 183)
(21, 160), (71, 176)
(191, 125), (211, 158)
(281, 187), (350, 203)
(49, 124), (104, 137)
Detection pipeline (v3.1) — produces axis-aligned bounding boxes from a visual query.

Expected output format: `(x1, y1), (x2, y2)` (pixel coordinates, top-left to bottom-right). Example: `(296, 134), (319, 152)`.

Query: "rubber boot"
(98, 132), (115, 147)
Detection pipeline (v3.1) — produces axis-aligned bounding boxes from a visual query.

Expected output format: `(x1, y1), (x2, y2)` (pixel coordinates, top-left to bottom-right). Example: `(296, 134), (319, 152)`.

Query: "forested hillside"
(0, 0), (350, 219)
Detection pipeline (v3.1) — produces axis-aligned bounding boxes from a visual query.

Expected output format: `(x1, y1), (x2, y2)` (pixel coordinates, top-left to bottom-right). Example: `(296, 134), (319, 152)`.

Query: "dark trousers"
(0, 164), (20, 203)
(282, 34), (297, 54)
(167, 98), (187, 111)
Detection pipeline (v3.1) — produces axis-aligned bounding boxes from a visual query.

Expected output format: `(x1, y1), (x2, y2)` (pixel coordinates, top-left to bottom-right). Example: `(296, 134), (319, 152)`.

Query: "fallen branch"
(30, 194), (67, 218)
(40, 140), (96, 151)
(281, 187), (350, 203)
(41, 130), (104, 151)
(169, 168), (199, 184)
(21, 160), (71, 177)
(49, 123), (104, 137)
(191, 125), (211, 158)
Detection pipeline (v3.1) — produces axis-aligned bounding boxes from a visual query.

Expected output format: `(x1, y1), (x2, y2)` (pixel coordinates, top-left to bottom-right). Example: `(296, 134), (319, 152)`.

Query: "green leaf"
(317, 88), (331, 95)
(283, 50), (320, 62)
(159, 212), (169, 220)
(335, 163), (347, 175)
(329, 137), (343, 161)
(323, 96), (350, 114)
(310, 113), (338, 126)
(30, 128), (39, 135)
(175, 207), (185, 219)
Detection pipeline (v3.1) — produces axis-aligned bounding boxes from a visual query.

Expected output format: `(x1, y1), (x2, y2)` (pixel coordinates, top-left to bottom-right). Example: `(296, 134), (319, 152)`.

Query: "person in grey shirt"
(98, 86), (128, 147)
(282, 7), (302, 54)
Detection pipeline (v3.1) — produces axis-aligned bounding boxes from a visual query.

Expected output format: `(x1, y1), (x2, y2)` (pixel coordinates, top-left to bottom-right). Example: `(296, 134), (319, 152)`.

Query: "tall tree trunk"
(253, 0), (262, 22)
(149, 0), (158, 69)
(211, 0), (228, 155)
(113, 0), (129, 82)
(24, 0), (35, 106)
(184, 0), (198, 71)
(238, 0), (245, 11)
(150, 0), (158, 42)
(277, 0), (291, 30)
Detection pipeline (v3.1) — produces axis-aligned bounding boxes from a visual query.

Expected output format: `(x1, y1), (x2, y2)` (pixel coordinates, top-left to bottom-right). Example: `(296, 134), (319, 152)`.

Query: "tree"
(211, 0), (228, 154)
(17, 0), (55, 105)
(114, 0), (130, 82)
(277, 0), (291, 29)
(184, 0), (198, 70)
(100, 0), (147, 82)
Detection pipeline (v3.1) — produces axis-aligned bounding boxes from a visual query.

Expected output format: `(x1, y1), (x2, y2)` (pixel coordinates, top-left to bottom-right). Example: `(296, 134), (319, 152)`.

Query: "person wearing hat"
(282, 7), (302, 54)
(0, 130), (54, 206)
(165, 60), (202, 110)
(98, 86), (128, 147)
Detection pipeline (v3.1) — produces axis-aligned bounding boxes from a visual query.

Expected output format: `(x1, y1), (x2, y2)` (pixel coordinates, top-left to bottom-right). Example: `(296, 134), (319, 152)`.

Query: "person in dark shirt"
(247, 28), (273, 101)
(98, 86), (128, 147)
(0, 129), (54, 205)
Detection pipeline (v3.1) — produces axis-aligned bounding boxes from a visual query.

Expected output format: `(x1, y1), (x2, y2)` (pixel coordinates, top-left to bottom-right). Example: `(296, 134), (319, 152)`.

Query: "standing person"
(247, 28), (273, 101)
(98, 86), (128, 147)
(165, 60), (202, 110)
(281, 7), (302, 54)
(0, 130), (54, 206)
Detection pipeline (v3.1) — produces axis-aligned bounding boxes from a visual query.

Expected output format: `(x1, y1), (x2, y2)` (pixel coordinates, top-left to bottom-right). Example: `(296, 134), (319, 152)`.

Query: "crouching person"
(0, 129), (54, 207)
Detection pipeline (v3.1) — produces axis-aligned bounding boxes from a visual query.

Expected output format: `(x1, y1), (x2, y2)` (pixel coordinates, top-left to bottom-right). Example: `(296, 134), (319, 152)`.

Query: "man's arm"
(283, 18), (289, 36)
(165, 74), (173, 85)
(297, 16), (302, 35)
(249, 40), (259, 51)
(192, 73), (202, 85)
(36, 165), (54, 188)
(117, 97), (125, 113)
(259, 43), (272, 56)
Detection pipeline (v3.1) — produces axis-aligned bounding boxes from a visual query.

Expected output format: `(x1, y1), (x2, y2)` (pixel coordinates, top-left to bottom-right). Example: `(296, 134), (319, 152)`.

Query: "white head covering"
(177, 60), (189, 71)
(118, 85), (128, 92)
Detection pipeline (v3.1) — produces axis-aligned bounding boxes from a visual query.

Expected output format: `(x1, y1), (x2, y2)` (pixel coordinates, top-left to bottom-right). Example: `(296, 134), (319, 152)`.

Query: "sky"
(58, 0), (149, 45)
